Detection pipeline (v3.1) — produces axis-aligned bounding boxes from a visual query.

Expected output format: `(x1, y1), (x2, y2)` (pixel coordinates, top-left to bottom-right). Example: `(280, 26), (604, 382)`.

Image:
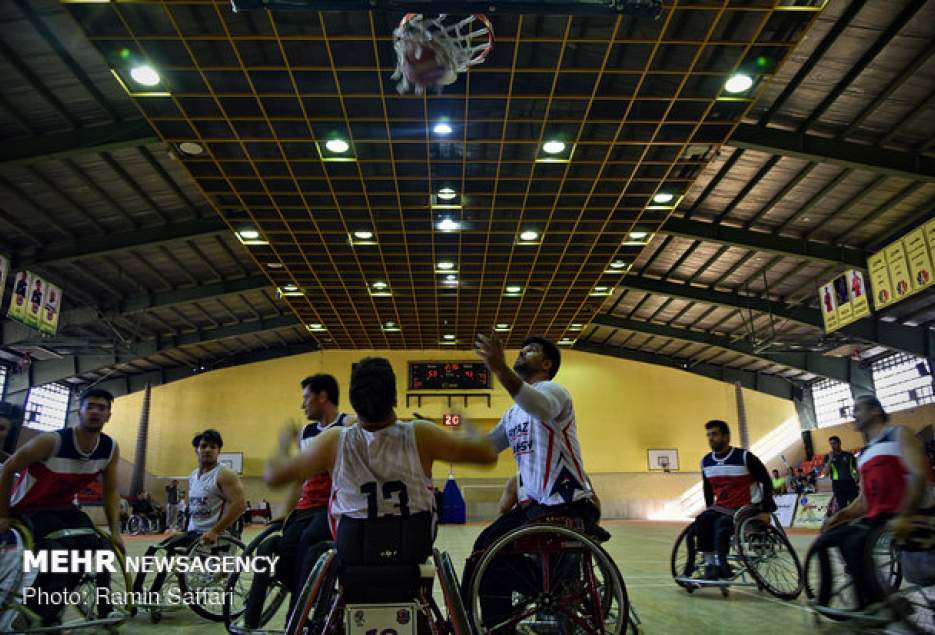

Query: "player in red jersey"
(813, 395), (932, 608)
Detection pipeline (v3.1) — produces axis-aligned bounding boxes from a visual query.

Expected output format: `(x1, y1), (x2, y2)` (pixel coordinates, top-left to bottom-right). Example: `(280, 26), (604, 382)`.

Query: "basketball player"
(141, 429), (246, 595)
(696, 420), (775, 580)
(264, 356), (497, 571)
(813, 396), (931, 608)
(462, 333), (598, 626)
(0, 389), (123, 624)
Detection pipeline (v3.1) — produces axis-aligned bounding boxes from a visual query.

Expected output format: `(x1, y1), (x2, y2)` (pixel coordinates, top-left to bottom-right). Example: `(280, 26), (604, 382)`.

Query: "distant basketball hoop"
(658, 456), (671, 473)
(648, 448), (679, 472)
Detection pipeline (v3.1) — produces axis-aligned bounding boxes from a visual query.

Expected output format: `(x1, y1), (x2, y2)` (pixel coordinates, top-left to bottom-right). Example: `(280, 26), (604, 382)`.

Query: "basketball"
(401, 42), (456, 89)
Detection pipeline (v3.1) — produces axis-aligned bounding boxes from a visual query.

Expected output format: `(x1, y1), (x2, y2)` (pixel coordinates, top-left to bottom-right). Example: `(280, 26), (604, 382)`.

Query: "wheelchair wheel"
(670, 523), (703, 591)
(126, 515), (144, 536)
(224, 521), (287, 632)
(285, 549), (340, 635)
(804, 540), (861, 619)
(867, 525), (902, 594)
(736, 518), (803, 600)
(180, 535), (247, 622)
(469, 524), (628, 635)
(434, 549), (470, 635)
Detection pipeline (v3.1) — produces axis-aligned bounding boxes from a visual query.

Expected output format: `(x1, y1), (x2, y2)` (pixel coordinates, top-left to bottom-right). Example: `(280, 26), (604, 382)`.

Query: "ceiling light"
(495, 323), (510, 330)
(178, 142), (203, 156)
(382, 320), (401, 332)
(559, 337), (575, 345)
(433, 122), (453, 135)
(436, 218), (461, 232)
(371, 281), (388, 289)
(542, 140), (565, 154)
(594, 286), (608, 292)
(437, 261), (455, 270)
(442, 334), (456, 340)
(445, 274), (458, 282)
(385, 321), (396, 327)
(325, 138), (349, 153)
(437, 187), (457, 201)
(629, 231), (648, 240)
(609, 260), (628, 269)
(237, 228), (260, 240)
(130, 64), (160, 86)
(519, 230), (539, 242)
(282, 284), (298, 292)
(590, 286), (613, 296)
(266, 262), (284, 269)
(653, 192), (674, 204)
(505, 285), (522, 294)
(724, 73), (754, 94)
(306, 323), (327, 332)
(569, 323), (583, 331)
(353, 230), (373, 240)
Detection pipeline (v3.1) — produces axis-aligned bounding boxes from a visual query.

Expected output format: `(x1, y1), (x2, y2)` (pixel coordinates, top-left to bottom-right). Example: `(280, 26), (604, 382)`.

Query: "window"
(0, 364), (7, 400)
(872, 353), (934, 414)
(24, 383), (71, 432)
(812, 378), (853, 428)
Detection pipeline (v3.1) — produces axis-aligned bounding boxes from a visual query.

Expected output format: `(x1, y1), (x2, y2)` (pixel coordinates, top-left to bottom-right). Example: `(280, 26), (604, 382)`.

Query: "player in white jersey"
(463, 334), (600, 626)
(141, 429), (246, 596)
(265, 357), (497, 579)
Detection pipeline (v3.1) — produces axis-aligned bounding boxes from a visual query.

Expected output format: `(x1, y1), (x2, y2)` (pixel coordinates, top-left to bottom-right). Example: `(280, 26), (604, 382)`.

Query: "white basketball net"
(392, 14), (493, 95)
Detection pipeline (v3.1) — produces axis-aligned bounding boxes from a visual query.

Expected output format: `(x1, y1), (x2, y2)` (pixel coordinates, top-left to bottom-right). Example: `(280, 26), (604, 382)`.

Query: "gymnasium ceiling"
(0, 0), (933, 400)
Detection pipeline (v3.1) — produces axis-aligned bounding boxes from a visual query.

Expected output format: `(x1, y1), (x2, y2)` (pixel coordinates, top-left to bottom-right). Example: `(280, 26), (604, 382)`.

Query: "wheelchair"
(125, 513), (161, 536)
(0, 519), (134, 633)
(805, 522), (935, 633)
(132, 530), (247, 623)
(466, 517), (632, 635)
(285, 513), (468, 635)
(224, 519), (291, 634)
(671, 505), (804, 600)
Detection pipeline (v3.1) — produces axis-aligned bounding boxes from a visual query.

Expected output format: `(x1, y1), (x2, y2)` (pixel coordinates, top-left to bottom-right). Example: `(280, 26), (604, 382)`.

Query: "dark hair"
(192, 428), (223, 449)
(855, 394), (889, 422)
(705, 419), (730, 436)
(523, 336), (561, 379)
(79, 388), (114, 407)
(0, 403), (21, 420)
(350, 357), (396, 423)
(828, 435), (841, 443)
(300, 374), (339, 406)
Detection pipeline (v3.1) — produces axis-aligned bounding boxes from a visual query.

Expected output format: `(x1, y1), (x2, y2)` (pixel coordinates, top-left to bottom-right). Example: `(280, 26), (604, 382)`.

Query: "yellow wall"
(106, 349), (797, 483)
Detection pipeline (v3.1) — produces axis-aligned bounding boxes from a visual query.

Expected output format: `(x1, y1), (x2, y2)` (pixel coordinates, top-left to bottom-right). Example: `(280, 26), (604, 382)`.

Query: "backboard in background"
(648, 449), (679, 472)
(218, 452), (244, 475)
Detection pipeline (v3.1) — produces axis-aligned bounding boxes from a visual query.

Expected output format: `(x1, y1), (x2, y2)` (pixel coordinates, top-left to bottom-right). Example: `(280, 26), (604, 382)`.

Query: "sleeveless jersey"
(490, 381), (592, 507)
(187, 464), (227, 532)
(10, 428), (115, 514)
(701, 447), (762, 510)
(858, 426), (909, 519)
(294, 413), (349, 511)
(329, 422), (435, 528)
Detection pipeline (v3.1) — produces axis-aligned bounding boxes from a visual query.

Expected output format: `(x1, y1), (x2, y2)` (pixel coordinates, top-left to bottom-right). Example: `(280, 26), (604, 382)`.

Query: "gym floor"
(115, 520), (860, 635)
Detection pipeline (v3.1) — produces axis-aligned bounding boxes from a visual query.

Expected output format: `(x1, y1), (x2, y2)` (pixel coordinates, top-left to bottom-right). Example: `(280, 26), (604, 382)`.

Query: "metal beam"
(729, 124), (935, 182)
(119, 275), (269, 313)
(0, 120), (158, 168)
(591, 313), (868, 387)
(619, 275), (932, 359)
(14, 315), (302, 389)
(15, 218), (228, 268)
(661, 217), (867, 269)
(574, 342), (801, 401)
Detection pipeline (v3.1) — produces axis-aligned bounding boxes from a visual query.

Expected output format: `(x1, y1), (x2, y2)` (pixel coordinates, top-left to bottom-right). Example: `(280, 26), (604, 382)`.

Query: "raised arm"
(265, 426), (341, 487)
(414, 420), (498, 469)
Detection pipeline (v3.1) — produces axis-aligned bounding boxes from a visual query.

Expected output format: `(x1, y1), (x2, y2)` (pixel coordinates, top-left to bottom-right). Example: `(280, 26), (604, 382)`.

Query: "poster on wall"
(6, 271), (31, 323)
(848, 270), (870, 320)
(884, 241), (912, 301)
(904, 227), (934, 293)
(23, 274), (46, 329)
(792, 492), (833, 529)
(867, 251), (894, 310)
(819, 281), (839, 332)
(38, 281), (62, 336)
(832, 275), (852, 324)
(926, 217), (935, 264)
(773, 494), (798, 528)
(0, 254), (8, 312)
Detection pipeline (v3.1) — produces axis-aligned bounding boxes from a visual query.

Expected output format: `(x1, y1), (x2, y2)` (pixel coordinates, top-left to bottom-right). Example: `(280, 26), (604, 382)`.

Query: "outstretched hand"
(474, 331), (507, 371)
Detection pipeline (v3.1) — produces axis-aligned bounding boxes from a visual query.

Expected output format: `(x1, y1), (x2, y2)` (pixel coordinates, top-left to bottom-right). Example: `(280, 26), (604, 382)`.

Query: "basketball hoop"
(392, 13), (493, 94)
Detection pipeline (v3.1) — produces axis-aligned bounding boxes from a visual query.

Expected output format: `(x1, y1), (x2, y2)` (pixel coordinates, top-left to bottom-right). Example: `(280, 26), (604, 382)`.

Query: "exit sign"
(443, 414), (461, 427)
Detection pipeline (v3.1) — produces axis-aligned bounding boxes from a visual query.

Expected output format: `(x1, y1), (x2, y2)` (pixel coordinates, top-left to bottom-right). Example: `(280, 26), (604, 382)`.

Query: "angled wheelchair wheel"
(469, 524), (628, 635)
(434, 548), (470, 635)
(180, 535), (246, 622)
(736, 518), (803, 600)
(670, 523), (704, 591)
(285, 549), (340, 635)
(224, 521), (287, 632)
(804, 541), (861, 620)
(867, 525), (902, 594)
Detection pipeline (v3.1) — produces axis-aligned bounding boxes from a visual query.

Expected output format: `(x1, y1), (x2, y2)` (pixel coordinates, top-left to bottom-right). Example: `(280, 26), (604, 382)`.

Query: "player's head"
(704, 419), (730, 452)
(514, 336), (561, 381)
(172, 479), (178, 486)
(853, 394), (887, 432)
(828, 435), (841, 452)
(772, 469), (779, 477)
(300, 373), (339, 421)
(192, 429), (223, 467)
(350, 357), (396, 426)
(78, 388), (114, 431)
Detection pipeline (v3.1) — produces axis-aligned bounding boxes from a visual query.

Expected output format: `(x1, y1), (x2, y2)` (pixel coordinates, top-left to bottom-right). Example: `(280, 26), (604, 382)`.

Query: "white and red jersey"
(858, 426), (910, 519)
(489, 381), (592, 507)
(294, 413), (349, 512)
(701, 447), (766, 511)
(10, 428), (116, 514)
